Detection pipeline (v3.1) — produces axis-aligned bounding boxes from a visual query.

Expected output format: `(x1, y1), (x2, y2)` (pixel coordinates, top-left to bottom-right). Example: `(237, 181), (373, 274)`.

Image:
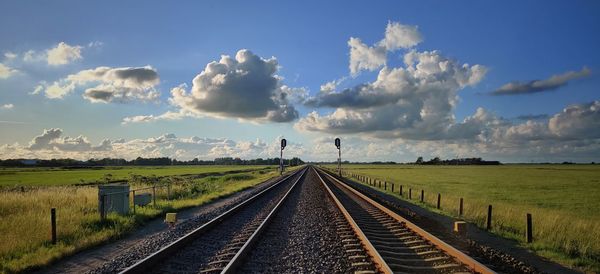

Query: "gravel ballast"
(239, 167), (353, 273)
(82, 170), (304, 274)
(147, 168), (306, 273)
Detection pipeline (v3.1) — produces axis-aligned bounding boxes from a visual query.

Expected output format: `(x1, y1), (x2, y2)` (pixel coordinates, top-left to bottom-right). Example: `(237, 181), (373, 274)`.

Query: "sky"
(1, 0), (599, 163)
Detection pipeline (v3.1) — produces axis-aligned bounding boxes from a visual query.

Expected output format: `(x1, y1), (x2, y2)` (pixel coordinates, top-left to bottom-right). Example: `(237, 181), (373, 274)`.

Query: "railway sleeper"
(373, 243), (432, 251)
(384, 255), (453, 266)
(378, 249), (441, 257)
(387, 262), (464, 273)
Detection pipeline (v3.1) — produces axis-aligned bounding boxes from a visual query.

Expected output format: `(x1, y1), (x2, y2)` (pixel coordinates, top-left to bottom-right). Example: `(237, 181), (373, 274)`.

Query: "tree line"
(415, 157), (501, 165)
(0, 157), (305, 167)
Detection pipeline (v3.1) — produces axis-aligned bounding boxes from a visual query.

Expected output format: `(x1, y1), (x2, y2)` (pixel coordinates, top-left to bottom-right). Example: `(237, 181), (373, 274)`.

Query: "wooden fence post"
(526, 213), (533, 243)
(486, 205), (492, 230)
(409, 188), (412, 199)
(421, 190), (424, 202)
(459, 198), (463, 216)
(50, 208), (57, 245)
(437, 193), (441, 209)
(391, 183), (394, 192)
(153, 185), (156, 207)
(132, 190), (136, 214)
(384, 181), (387, 190)
(100, 194), (106, 220)
(400, 185), (403, 196)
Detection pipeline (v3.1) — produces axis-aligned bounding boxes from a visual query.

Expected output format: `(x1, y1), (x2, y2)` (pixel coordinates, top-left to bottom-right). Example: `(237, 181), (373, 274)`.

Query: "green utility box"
(98, 184), (130, 216)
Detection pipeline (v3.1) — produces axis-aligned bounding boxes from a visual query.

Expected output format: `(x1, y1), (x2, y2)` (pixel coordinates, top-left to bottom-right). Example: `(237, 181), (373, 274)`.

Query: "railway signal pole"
(335, 138), (341, 177)
(280, 138), (286, 175)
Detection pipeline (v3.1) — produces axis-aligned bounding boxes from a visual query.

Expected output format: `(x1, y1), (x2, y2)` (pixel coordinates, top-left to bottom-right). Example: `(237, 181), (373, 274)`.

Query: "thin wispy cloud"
(491, 67), (591, 95)
(514, 114), (550, 121)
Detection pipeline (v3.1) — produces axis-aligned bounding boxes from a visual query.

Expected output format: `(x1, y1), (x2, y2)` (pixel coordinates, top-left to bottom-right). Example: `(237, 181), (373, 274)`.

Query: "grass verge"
(330, 164), (600, 273)
(0, 166), (296, 273)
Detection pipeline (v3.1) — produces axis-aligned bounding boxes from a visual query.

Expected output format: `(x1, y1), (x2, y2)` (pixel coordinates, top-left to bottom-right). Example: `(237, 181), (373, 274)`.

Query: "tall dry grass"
(0, 168), (285, 273)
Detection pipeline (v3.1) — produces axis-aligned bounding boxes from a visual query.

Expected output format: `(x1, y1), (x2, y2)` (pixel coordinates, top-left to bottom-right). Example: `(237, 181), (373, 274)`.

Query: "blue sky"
(1, 0), (599, 162)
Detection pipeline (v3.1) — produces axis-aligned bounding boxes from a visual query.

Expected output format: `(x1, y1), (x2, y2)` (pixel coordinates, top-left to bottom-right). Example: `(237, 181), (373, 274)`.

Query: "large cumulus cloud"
(297, 48), (487, 140)
(128, 49), (300, 123)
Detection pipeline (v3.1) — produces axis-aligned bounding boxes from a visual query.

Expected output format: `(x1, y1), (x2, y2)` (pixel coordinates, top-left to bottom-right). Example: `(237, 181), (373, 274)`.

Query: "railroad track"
(315, 167), (496, 274)
(119, 166), (308, 274)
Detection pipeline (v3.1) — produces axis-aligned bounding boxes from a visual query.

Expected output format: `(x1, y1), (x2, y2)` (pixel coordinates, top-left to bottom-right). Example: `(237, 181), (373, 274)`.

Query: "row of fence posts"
(342, 170), (533, 243)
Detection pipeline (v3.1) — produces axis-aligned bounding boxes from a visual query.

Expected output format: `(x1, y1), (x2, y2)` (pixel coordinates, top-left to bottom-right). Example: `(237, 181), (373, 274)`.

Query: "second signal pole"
(280, 138), (287, 176)
(335, 138), (341, 177)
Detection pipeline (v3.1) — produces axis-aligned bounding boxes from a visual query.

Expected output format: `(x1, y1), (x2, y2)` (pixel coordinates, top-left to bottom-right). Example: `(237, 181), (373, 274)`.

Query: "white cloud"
(161, 49), (299, 123)
(2, 129), (305, 161)
(349, 21), (423, 76)
(1, 103), (14, 109)
(46, 42), (83, 65)
(87, 41), (104, 48)
(121, 110), (198, 125)
(298, 49), (487, 140)
(548, 100), (600, 139)
(379, 21), (423, 50)
(23, 50), (41, 62)
(4, 52), (17, 60)
(35, 66), (160, 102)
(348, 38), (387, 76)
(0, 63), (18, 79)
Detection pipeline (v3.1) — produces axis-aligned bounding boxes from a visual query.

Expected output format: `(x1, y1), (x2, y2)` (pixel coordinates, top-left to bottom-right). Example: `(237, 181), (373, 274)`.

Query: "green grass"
(0, 165), (297, 273)
(0, 165), (269, 186)
(330, 164), (600, 273)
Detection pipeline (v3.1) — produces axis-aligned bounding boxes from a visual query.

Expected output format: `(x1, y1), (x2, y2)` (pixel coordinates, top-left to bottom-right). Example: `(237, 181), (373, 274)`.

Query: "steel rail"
(317, 167), (496, 274)
(219, 165), (308, 273)
(315, 167), (393, 274)
(119, 166), (307, 274)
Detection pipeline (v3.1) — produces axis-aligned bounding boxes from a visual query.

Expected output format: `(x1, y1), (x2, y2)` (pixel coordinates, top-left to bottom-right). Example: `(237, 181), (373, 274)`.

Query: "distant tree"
(416, 157), (423, 164)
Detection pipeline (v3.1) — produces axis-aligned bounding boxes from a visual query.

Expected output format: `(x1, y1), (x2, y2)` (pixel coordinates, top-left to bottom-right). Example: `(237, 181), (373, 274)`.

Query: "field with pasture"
(331, 164), (600, 273)
(0, 165), (270, 187)
(0, 165), (295, 273)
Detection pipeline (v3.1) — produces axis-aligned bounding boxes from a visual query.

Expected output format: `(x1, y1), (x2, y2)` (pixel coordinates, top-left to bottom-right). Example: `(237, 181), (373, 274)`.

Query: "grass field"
(330, 164), (600, 273)
(0, 165), (296, 273)
(0, 165), (271, 186)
